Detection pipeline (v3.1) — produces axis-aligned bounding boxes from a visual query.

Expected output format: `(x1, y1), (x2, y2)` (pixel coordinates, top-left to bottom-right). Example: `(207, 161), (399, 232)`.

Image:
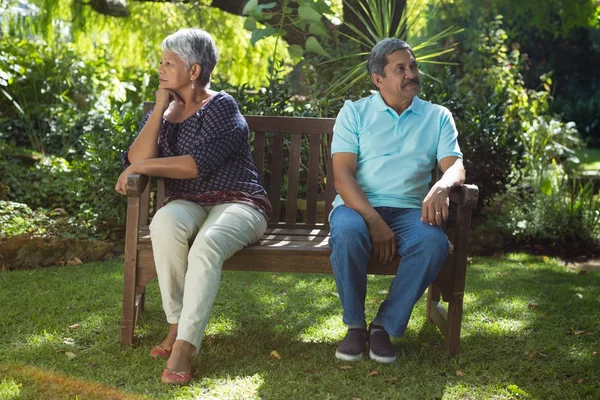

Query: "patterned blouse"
(122, 91), (272, 219)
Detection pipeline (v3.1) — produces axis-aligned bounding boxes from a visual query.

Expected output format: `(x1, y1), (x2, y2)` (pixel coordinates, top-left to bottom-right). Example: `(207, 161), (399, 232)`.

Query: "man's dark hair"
(367, 38), (415, 78)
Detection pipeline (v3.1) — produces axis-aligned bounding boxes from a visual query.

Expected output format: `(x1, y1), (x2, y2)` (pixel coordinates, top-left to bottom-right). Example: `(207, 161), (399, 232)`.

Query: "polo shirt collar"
(372, 91), (423, 115)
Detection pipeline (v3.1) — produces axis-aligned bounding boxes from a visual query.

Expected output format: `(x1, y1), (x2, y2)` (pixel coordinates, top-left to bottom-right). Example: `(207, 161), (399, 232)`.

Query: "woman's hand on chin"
(156, 89), (184, 112)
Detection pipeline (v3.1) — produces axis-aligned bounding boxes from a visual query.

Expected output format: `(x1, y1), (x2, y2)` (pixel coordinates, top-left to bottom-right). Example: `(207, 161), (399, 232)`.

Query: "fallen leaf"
(576, 293), (583, 299)
(65, 352), (76, 359)
(270, 350), (281, 359)
(299, 353), (307, 359)
(528, 303), (540, 309)
(63, 338), (75, 346)
(538, 352), (548, 357)
(55, 257), (65, 266)
(339, 365), (353, 370)
(68, 323), (80, 332)
(497, 271), (507, 277)
(529, 353), (535, 360)
(567, 329), (592, 335)
(467, 257), (473, 264)
(572, 378), (584, 384)
(383, 377), (398, 383)
(456, 370), (465, 377)
(367, 370), (378, 376)
(66, 257), (82, 266)
(331, 292), (340, 298)
(378, 290), (389, 295)
(593, 351), (597, 356)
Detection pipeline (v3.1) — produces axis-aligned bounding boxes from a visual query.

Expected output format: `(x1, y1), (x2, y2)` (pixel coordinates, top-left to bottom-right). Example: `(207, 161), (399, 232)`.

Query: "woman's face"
(158, 51), (190, 91)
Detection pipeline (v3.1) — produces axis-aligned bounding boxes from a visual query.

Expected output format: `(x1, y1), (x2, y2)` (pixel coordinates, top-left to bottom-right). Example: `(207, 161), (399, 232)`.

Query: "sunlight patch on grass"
(206, 315), (239, 337)
(174, 374), (264, 400)
(21, 330), (60, 350)
(297, 314), (344, 343)
(0, 377), (21, 399)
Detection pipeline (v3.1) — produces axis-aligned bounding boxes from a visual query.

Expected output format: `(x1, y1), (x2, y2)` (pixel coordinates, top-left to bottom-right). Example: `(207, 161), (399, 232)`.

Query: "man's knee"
(418, 227), (449, 258)
(330, 206), (370, 244)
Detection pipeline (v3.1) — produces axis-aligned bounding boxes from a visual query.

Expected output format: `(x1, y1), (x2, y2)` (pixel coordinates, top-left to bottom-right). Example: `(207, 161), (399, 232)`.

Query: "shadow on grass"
(0, 256), (599, 399)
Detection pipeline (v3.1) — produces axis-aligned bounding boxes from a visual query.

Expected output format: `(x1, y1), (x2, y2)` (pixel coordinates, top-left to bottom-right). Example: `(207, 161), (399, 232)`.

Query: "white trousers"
(149, 200), (267, 353)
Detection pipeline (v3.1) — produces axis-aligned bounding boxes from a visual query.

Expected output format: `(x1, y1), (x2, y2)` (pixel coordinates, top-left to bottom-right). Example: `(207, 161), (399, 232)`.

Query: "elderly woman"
(115, 28), (270, 384)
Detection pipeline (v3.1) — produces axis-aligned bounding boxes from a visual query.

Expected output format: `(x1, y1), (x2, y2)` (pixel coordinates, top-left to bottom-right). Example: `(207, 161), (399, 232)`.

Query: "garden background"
(0, 1), (600, 398)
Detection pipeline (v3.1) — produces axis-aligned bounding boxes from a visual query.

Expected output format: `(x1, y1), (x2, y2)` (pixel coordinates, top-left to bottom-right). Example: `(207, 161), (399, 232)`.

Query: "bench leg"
(426, 284), (441, 325)
(120, 270), (136, 345)
(445, 293), (464, 356)
(120, 247), (138, 345)
(134, 286), (145, 325)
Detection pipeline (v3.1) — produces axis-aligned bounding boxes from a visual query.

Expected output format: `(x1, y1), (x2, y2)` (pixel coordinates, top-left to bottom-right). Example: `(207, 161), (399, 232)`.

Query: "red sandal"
(150, 345), (172, 359)
(161, 366), (193, 385)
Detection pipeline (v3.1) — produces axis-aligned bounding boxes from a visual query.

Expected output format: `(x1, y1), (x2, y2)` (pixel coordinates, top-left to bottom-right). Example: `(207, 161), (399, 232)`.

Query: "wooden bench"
(121, 102), (479, 355)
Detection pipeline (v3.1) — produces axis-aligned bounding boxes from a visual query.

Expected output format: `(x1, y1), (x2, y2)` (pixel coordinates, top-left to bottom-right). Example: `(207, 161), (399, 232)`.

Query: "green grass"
(1, 255), (599, 399)
(577, 148), (600, 171)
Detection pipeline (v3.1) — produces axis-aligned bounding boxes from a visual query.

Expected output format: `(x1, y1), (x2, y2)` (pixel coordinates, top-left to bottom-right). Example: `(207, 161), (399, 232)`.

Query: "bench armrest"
(126, 174), (149, 197)
(449, 184), (479, 209)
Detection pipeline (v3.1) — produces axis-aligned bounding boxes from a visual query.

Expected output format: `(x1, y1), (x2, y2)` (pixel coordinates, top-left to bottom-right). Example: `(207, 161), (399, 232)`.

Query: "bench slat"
(270, 134), (284, 223)
(245, 116), (335, 135)
(286, 133), (302, 223)
(252, 131), (266, 179)
(306, 134), (320, 224)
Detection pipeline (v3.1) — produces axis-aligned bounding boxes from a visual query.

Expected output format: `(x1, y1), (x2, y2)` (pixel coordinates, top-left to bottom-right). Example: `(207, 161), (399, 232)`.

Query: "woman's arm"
(115, 155), (197, 195)
(125, 90), (175, 164)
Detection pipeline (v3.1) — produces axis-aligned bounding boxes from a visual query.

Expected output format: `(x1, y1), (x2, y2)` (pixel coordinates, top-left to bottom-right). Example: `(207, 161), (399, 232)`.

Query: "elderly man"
(329, 38), (465, 364)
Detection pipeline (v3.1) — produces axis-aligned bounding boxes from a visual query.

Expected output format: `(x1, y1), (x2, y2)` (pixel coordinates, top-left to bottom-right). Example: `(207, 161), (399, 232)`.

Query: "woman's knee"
(150, 202), (201, 238)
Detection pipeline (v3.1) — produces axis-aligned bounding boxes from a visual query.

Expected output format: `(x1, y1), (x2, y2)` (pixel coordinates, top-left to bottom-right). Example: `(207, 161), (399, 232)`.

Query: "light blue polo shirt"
(331, 92), (462, 210)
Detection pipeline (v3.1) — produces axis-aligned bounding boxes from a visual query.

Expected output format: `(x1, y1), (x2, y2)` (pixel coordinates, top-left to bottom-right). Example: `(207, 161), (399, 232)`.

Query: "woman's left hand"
(115, 165), (137, 195)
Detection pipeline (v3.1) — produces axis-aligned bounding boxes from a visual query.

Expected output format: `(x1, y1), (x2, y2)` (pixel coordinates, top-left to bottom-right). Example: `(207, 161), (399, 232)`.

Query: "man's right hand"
(366, 215), (397, 264)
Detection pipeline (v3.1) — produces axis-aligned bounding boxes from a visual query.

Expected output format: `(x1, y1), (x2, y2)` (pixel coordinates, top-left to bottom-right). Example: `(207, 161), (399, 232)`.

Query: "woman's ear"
(189, 64), (202, 82)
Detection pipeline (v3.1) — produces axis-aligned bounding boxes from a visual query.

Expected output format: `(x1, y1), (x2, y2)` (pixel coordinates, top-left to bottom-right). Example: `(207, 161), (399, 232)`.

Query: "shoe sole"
(369, 349), (396, 364)
(335, 349), (363, 362)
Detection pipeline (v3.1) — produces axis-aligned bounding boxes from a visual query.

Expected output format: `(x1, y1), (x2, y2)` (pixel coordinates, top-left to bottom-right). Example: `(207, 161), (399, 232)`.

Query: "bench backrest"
(140, 101), (337, 230)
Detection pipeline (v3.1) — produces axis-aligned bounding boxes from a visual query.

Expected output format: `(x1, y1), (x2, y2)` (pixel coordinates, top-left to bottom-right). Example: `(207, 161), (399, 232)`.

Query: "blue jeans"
(329, 205), (449, 337)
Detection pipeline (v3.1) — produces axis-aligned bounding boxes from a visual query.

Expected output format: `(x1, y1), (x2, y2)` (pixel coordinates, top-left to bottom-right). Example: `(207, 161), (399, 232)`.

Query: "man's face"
(372, 49), (421, 100)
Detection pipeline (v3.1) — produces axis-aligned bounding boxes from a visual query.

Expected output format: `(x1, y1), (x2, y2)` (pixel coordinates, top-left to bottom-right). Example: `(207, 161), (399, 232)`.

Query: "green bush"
(0, 36), (153, 156)
(0, 201), (57, 239)
(483, 162), (600, 256)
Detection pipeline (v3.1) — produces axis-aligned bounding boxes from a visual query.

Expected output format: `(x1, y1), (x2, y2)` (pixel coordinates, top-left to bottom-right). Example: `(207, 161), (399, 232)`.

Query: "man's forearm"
(130, 155), (197, 179)
(335, 174), (380, 224)
(437, 159), (465, 190)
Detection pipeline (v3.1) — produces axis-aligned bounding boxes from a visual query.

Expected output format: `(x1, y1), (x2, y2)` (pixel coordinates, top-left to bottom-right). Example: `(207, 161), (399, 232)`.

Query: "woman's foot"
(162, 339), (196, 385)
(150, 324), (178, 358)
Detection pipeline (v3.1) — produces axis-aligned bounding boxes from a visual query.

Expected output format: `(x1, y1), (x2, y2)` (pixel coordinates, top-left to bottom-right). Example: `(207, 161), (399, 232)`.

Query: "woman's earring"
(191, 82), (195, 90)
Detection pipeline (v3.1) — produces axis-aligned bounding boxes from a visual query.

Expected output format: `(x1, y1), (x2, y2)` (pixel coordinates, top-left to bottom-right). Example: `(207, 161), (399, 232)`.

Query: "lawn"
(0, 255), (599, 399)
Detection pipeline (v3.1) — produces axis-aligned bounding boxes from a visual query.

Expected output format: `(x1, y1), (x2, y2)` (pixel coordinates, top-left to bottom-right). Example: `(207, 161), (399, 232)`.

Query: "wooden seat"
(121, 102), (479, 356)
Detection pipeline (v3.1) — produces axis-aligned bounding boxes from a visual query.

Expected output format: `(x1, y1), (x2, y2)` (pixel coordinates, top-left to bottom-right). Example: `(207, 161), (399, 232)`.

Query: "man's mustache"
(402, 79), (420, 88)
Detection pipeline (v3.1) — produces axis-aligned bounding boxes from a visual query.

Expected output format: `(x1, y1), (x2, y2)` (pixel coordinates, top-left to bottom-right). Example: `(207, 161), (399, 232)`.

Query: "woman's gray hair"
(162, 28), (219, 87)
(367, 38), (415, 77)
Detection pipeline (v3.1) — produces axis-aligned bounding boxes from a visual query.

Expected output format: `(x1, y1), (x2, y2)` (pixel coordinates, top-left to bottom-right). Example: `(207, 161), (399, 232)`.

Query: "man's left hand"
(421, 183), (450, 226)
